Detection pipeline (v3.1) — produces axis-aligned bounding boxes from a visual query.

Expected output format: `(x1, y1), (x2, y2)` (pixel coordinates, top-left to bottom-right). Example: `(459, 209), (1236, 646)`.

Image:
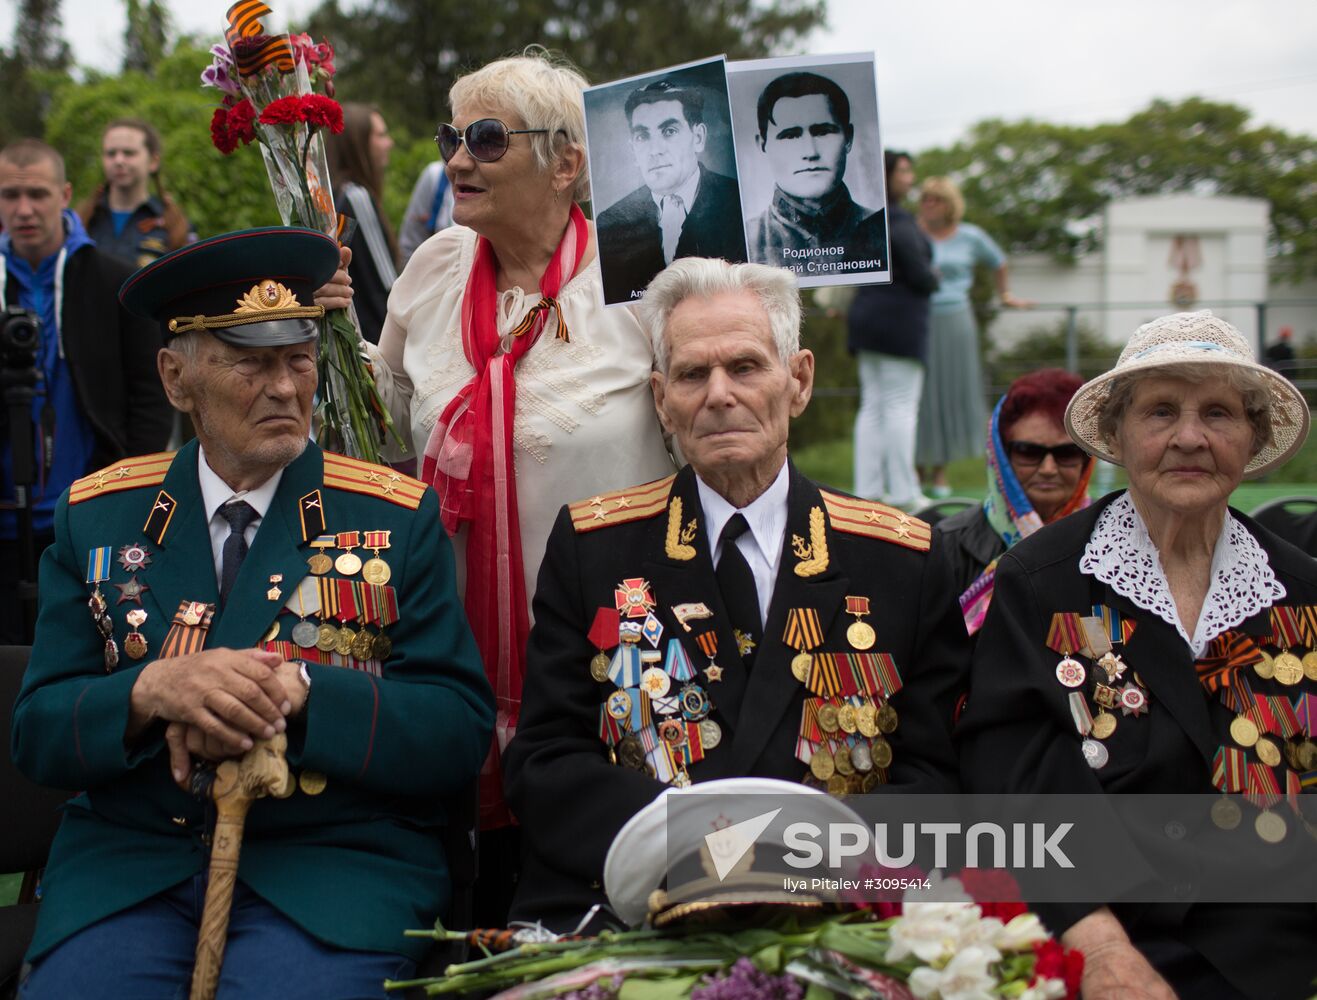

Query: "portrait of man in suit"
(595, 78), (747, 304)
(744, 71), (887, 273)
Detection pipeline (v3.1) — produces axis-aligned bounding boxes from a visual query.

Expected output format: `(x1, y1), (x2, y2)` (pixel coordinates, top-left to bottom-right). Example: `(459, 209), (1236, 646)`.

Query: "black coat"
(957, 494), (1317, 999)
(932, 504), (1005, 597)
(505, 462), (969, 930)
(4, 245), (171, 471)
(846, 203), (938, 362)
(595, 164), (747, 304)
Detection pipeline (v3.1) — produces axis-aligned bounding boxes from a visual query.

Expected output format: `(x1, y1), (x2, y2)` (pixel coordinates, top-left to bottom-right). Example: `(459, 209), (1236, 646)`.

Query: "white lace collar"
(1079, 492), (1284, 657)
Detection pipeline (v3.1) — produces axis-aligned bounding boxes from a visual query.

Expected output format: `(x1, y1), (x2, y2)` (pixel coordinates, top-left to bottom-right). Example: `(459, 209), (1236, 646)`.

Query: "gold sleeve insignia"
(819, 490), (931, 552)
(569, 475), (675, 533)
(323, 453), (426, 510)
(69, 452), (176, 505)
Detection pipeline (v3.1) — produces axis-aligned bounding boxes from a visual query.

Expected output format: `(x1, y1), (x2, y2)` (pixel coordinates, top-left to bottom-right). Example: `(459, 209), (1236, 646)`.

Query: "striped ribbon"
(1296, 693), (1317, 736)
(807, 653), (842, 697)
(783, 608), (824, 652)
(1195, 630), (1264, 694)
(317, 577), (339, 622)
(683, 720), (704, 763)
(159, 601), (215, 659)
(363, 530), (390, 552)
(598, 706), (622, 746)
(1045, 612), (1086, 656)
(1211, 746), (1248, 792)
(627, 687), (650, 731)
(1270, 606), (1303, 648)
(333, 578), (359, 623)
(608, 645), (642, 688)
(1295, 605), (1317, 646)
(662, 638), (696, 681)
(1259, 694), (1301, 738)
(86, 546), (113, 585)
(224, 0), (294, 75)
(1286, 768), (1302, 812)
(800, 699), (823, 742)
(1245, 761), (1281, 809)
(506, 296), (570, 344)
(1069, 692), (1094, 737)
(1252, 693), (1281, 736)
(695, 631), (718, 659)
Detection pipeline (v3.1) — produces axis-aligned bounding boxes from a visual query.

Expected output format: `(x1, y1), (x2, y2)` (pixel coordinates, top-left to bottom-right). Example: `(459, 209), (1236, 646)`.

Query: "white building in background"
(991, 194), (1317, 352)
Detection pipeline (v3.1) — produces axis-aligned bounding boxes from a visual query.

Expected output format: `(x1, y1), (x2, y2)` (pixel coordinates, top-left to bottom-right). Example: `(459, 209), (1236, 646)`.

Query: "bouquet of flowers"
(390, 872), (1083, 1000)
(203, 0), (398, 462)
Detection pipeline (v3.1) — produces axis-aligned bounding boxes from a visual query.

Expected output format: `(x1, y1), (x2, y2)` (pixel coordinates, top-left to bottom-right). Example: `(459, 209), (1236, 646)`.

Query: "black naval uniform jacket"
(505, 462), (969, 930)
(595, 164), (747, 304)
(957, 493), (1317, 1000)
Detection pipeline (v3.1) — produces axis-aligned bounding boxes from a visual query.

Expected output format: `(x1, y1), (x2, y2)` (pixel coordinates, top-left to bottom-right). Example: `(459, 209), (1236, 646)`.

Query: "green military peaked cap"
(119, 226), (340, 347)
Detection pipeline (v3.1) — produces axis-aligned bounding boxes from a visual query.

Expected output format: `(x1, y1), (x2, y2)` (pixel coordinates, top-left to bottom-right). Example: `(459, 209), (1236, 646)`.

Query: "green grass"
(0, 871), (22, 906)
(793, 436), (1317, 514)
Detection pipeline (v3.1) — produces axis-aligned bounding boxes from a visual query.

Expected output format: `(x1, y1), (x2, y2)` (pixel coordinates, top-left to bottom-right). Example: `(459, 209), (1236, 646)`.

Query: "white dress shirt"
(197, 447), (283, 585)
(696, 461), (790, 629)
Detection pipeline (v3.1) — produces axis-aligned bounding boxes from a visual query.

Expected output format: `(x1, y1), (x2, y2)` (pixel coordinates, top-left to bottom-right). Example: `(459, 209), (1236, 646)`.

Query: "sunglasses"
(1005, 441), (1089, 468)
(434, 118), (548, 163)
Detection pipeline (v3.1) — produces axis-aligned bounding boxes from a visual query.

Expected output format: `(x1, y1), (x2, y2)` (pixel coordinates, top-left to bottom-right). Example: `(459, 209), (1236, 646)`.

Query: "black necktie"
(218, 500), (259, 606)
(716, 513), (761, 666)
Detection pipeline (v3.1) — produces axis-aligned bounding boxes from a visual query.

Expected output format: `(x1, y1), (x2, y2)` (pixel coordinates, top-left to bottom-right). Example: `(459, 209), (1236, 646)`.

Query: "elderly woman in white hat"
(957, 311), (1316, 1000)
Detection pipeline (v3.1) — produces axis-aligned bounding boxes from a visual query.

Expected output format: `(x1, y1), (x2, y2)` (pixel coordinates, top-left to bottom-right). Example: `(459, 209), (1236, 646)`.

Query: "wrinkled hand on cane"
(189, 735), (296, 1000)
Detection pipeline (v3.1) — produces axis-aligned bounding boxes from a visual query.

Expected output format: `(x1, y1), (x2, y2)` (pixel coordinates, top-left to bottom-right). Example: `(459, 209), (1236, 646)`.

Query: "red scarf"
(421, 203), (589, 827)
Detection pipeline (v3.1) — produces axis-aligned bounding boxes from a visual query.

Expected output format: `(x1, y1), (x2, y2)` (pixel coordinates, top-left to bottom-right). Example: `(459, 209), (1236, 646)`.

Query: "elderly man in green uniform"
(11, 227), (494, 998)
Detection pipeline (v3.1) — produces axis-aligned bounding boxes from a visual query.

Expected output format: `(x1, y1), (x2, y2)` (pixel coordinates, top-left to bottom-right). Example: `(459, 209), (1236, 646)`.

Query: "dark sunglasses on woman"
(434, 118), (549, 163)
(1006, 441), (1089, 467)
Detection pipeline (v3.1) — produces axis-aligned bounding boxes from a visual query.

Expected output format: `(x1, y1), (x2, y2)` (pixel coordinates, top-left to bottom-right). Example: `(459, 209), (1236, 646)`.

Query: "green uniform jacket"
(11, 440), (494, 961)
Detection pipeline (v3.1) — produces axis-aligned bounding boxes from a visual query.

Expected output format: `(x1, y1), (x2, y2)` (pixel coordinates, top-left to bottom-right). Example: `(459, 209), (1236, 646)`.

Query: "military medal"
(1097, 652), (1127, 681)
(1118, 684), (1149, 716)
(1303, 651), (1317, 682)
(1254, 736), (1282, 767)
(117, 543), (151, 572)
(851, 741), (873, 772)
(818, 702), (841, 734)
(698, 718), (722, 749)
(679, 683), (710, 721)
(316, 623), (338, 652)
(299, 771), (328, 795)
(834, 746), (855, 777)
(733, 629), (756, 658)
(784, 608), (824, 683)
(856, 703), (879, 738)
(809, 748), (836, 781)
(1255, 810), (1287, 843)
(1254, 650), (1275, 680)
(870, 736), (893, 769)
(617, 734), (646, 770)
(288, 578), (320, 649)
(614, 577), (656, 619)
(876, 701), (899, 734)
(334, 531), (363, 576)
(361, 530), (392, 585)
(1211, 796), (1242, 830)
(1230, 714), (1259, 747)
(671, 602), (713, 633)
(308, 535), (335, 575)
(113, 575), (150, 606)
(261, 621), (280, 644)
(641, 667), (671, 697)
(642, 612), (663, 648)
(837, 703), (859, 735)
(1055, 657), (1085, 688)
(267, 574), (283, 602)
(368, 583), (400, 661)
(1092, 710), (1117, 739)
(587, 608), (621, 683)
(844, 596), (876, 650)
(694, 631), (722, 683)
(1081, 738), (1109, 769)
(606, 689), (633, 721)
(124, 609), (149, 659)
(351, 628), (376, 660)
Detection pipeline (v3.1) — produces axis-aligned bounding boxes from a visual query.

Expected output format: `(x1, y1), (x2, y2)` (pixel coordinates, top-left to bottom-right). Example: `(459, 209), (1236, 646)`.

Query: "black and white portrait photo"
(584, 57), (748, 305)
(727, 53), (890, 287)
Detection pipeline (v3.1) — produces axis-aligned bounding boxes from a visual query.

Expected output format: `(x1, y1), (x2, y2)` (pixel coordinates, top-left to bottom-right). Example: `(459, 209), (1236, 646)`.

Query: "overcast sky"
(7, 0), (1316, 150)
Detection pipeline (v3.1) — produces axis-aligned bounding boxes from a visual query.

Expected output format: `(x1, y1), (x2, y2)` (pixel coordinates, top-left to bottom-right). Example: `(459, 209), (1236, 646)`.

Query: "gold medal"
(1274, 651), (1304, 686)
(1229, 715), (1259, 747)
(846, 620), (876, 651)
(857, 703), (879, 738)
(261, 620), (279, 644)
(335, 551), (362, 576)
(834, 746), (855, 776)
(351, 628), (376, 661)
(791, 651), (813, 683)
(299, 771), (328, 795)
(1092, 710), (1117, 740)
(1255, 810), (1287, 844)
(307, 553), (333, 575)
(861, 769), (882, 792)
(877, 702), (899, 734)
(372, 631), (393, 660)
(809, 750), (836, 781)
(1210, 796), (1242, 830)
(1298, 739), (1317, 772)
(826, 774), (849, 796)
(847, 774), (865, 795)
(334, 625), (356, 656)
(1255, 736), (1282, 767)
(124, 632), (148, 660)
(618, 735), (645, 770)
(316, 623), (338, 652)
(1303, 651), (1317, 681)
(590, 651), (611, 682)
(1254, 650), (1276, 679)
(837, 704), (859, 734)
(362, 558), (391, 586)
(818, 703), (841, 734)
(870, 736), (894, 769)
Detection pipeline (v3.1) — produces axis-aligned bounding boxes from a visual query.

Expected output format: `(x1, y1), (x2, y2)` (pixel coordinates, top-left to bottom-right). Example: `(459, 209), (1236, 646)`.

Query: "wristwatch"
(297, 660), (312, 703)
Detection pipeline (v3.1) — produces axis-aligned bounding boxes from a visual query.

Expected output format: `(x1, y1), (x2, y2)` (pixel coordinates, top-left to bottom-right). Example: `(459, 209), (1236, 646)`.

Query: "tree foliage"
(122, 0), (172, 76)
(0, 0), (74, 142)
(915, 98), (1317, 282)
(304, 0), (826, 137)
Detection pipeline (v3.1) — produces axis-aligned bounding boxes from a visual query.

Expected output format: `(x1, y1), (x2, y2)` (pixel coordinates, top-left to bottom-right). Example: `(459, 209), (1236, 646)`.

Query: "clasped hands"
(127, 648), (308, 790)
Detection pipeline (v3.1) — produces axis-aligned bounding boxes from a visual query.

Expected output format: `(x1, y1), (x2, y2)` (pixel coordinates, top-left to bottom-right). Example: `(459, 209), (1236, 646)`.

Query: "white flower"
(993, 913), (1051, 952)
(907, 946), (1000, 1000)
(1017, 979), (1068, 1000)
(887, 903), (982, 964)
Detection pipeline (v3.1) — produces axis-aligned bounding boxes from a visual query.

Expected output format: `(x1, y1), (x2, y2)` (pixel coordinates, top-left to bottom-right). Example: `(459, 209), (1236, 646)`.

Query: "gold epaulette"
(820, 489), (931, 552)
(323, 452), (426, 510)
(69, 452), (176, 505)
(569, 475), (675, 533)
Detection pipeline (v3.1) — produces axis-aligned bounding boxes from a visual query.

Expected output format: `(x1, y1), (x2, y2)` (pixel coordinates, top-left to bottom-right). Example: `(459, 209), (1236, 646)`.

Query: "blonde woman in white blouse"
(365, 51), (673, 918)
(958, 310), (1314, 1000)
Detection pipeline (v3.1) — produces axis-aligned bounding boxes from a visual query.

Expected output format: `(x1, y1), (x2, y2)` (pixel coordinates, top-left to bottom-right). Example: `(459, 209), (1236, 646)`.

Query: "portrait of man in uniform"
(587, 59), (748, 305)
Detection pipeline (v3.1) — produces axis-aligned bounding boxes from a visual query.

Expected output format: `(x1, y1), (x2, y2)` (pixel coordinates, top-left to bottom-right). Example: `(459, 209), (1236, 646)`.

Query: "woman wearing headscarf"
(361, 50), (674, 921)
(937, 368), (1093, 635)
(958, 311), (1317, 999)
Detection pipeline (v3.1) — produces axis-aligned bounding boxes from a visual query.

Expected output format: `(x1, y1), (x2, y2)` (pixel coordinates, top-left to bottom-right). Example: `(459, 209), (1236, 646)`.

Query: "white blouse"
(1079, 492), (1285, 658)
(368, 225), (675, 611)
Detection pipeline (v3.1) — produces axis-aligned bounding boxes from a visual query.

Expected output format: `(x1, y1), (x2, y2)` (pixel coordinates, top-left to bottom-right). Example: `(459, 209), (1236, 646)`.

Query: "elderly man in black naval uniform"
(504, 256), (968, 930)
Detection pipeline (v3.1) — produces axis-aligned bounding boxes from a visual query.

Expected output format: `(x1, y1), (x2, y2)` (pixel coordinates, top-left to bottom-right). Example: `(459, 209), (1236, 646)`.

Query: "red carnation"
(301, 94), (343, 133)
(210, 107), (237, 155)
(958, 867), (1024, 912)
(1031, 940), (1084, 1000)
(226, 99), (258, 147)
(259, 95), (305, 126)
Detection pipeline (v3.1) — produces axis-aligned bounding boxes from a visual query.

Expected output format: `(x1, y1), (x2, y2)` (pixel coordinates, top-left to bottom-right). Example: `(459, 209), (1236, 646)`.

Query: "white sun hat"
(1064, 309), (1310, 479)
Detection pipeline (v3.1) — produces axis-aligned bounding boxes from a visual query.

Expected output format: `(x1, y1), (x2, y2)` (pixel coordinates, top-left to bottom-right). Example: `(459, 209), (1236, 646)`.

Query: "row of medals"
(90, 590), (148, 669)
(800, 616), (897, 795)
(593, 641), (721, 782)
(281, 541), (392, 661)
(1219, 647), (1317, 842)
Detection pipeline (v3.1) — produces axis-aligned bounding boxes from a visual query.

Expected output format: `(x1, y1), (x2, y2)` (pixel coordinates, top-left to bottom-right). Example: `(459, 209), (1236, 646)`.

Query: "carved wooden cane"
(190, 735), (296, 1000)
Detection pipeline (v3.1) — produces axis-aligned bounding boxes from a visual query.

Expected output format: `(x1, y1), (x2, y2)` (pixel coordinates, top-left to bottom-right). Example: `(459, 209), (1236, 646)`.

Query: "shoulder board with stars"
(569, 474), (675, 533)
(819, 489), (931, 552)
(69, 452), (176, 505)
(322, 452), (426, 510)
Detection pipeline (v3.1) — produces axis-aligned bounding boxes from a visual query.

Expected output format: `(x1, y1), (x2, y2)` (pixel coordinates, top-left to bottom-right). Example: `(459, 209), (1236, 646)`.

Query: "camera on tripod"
(1, 305), (41, 368)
